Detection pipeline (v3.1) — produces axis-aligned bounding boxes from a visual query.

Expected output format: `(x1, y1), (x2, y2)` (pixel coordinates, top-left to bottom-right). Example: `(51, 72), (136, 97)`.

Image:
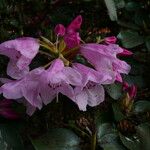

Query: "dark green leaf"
(145, 36), (150, 51)
(112, 103), (125, 122)
(136, 123), (150, 150)
(114, 0), (125, 8)
(132, 101), (150, 114)
(0, 123), (24, 150)
(96, 115), (126, 150)
(104, 83), (122, 100)
(120, 134), (141, 150)
(30, 128), (81, 150)
(104, 0), (118, 21)
(117, 20), (140, 30)
(125, 2), (141, 11)
(117, 30), (144, 48)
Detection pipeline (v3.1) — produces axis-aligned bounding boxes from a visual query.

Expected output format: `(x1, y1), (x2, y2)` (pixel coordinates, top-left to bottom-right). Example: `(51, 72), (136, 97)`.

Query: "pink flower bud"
(0, 108), (19, 120)
(54, 24), (66, 36)
(128, 85), (137, 99)
(0, 99), (20, 120)
(123, 82), (129, 90)
(118, 48), (133, 57)
(104, 36), (117, 44)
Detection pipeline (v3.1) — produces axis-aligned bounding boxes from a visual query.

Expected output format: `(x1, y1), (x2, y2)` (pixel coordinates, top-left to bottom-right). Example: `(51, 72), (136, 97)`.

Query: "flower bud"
(54, 24), (66, 36)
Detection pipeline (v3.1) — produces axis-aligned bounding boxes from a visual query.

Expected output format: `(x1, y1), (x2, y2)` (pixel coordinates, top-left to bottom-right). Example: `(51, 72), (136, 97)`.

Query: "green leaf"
(96, 114), (126, 150)
(31, 128), (81, 150)
(136, 123), (150, 150)
(104, 0), (118, 21)
(95, 110), (127, 149)
(0, 123), (24, 150)
(145, 36), (150, 51)
(114, 0), (125, 8)
(119, 134), (141, 150)
(117, 20), (140, 30)
(117, 30), (144, 48)
(132, 101), (150, 114)
(104, 83), (122, 100)
(112, 103), (125, 122)
(123, 75), (146, 88)
(125, 2), (141, 11)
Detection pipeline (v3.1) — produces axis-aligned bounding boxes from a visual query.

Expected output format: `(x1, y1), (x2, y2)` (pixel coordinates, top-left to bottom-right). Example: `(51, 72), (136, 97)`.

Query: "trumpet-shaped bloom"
(0, 37), (39, 79)
(0, 59), (82, 115)
(80, 43), (131, 82)
(54, 15), (82, 48)
(39, 59), (82, 105)
(72, 63), (115, 111)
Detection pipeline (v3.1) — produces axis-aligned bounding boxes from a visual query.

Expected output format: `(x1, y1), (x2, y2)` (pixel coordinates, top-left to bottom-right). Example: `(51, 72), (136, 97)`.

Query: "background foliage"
(0, 0), (150, 150)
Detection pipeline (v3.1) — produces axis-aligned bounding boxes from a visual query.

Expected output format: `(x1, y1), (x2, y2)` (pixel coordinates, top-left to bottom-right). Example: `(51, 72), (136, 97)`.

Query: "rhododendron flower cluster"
(0, 16), (131, 115)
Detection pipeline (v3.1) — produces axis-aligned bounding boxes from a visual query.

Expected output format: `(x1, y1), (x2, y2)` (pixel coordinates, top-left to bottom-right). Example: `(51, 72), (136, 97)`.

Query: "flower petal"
(86, 84), (105, 107)
(7, 60), (29, 79)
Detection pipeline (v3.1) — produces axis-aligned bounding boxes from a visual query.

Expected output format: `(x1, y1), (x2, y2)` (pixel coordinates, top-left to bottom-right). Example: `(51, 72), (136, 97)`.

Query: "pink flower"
(0, 99), (19, 120)
(54, 15), (82, 48)
(54, 24), (66, 36)
(72, 63), (115, 111)
(123, 82), (137, 99)
(39, 59), (82, 105)
(0, 37), (40, 79)
(104, 36), (117, 44)
(80, 43), (131, 82)
(118, 48), (133, 57)
(0, 59), (82, 115)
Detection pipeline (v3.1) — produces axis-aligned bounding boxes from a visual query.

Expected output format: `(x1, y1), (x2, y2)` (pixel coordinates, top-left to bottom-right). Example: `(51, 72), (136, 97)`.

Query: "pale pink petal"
(74, 88), (88, 111)
(73, 63), (115, 85)
(40, 84), (56, 105)
(0, 78), (13, 84)
(1, 81), (22, 99)
(14, 37), (39, 59)
(61, 67), (82, 85)
(47, 59), (64, 77)
(59, 82), (74, 99)
(16, 55), (31, 70)
(7, 60), (29, 79)
(86, 84), (105, 107)
(21, 80), (42, 109)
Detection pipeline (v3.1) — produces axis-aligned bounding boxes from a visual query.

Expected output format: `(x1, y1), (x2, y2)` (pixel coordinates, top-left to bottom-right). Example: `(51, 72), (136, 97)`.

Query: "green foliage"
(0, 123), (24, 150)
(30, 128), (81, 150)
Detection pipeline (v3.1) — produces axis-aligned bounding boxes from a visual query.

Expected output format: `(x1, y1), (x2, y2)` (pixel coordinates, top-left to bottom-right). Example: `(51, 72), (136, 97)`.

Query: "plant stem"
(91, 132), (96, 150)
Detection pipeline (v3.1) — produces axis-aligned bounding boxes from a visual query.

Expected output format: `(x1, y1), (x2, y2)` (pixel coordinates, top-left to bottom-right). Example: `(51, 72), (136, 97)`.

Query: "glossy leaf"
(0, 123), (24, 150)
(31, 128), (81, 150)
(120, 134), (141, 150)
(136, 123), (150, 150)
(132, 101), (150, 114)
(104, 0), (118, 21)
(104, 83), (122, 100)
(117, 31), (144, 48)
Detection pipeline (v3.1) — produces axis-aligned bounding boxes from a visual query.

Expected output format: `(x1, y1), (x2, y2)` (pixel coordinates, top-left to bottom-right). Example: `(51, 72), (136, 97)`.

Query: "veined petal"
(73, 87), (88, 111)
(14, 37), (39, 59)
(47, 58), (64, 77)
(7, 60), (29, 79)
(61, 67), (82, 86)
(86, 84), (105, 107)
(1, 80), (22, 99)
